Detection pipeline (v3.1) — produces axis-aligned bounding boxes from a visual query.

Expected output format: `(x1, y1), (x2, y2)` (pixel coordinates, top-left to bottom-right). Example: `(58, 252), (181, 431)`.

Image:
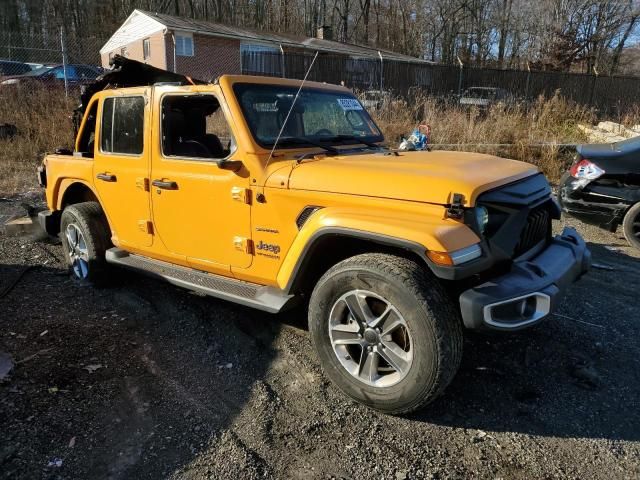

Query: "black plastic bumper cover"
(459, 227), (591, 331)
(558, 172), (631, 231)
(38, 210), (61, 236)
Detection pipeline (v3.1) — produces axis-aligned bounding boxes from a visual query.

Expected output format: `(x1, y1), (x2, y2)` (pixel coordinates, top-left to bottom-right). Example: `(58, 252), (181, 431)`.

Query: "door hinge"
(233, 236), (253, 254)
(138, 220), (153, 234)
(136, 177), (150, 191)
(446, 193), (465, 219)
(231, 186), (251, 204)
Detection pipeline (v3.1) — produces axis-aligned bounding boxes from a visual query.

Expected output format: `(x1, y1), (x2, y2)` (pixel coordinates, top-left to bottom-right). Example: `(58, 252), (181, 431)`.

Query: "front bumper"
(459, 227), (590, 331)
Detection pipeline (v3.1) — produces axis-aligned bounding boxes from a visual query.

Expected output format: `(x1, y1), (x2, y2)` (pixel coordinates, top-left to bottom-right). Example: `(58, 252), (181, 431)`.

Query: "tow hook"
(446, 193), (465, 219)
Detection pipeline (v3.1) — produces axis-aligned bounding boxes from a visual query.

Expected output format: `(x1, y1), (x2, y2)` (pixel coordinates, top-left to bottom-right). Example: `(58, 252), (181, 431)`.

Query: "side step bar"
(105, 248), (296, 313)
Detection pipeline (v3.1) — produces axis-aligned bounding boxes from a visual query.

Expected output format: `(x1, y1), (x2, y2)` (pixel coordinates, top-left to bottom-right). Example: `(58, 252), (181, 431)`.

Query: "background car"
(360, 89), (392, 110)
(0, 64), (101, 91)
(26, 62), (50, 71)
(0, 60), (31, 80)
(558, 136), (640, 250)
(459, 87), (514, 109)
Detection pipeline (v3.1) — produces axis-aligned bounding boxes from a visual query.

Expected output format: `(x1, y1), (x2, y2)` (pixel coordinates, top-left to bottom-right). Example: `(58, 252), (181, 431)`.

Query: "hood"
(287, 150), (538, 206)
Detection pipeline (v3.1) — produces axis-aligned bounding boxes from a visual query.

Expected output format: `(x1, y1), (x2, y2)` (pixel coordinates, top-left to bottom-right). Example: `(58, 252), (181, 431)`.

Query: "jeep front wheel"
(308, 253), (463, 415)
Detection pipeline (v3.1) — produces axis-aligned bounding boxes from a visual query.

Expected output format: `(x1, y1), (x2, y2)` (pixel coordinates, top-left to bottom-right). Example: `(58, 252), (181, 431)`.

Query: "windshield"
(233, 83), (384, 149)
(23, 66), (54, 76)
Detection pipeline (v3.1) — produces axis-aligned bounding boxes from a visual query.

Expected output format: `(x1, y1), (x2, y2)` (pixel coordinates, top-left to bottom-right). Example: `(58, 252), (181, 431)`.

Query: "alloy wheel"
(65, 223), (89, 279)
(632, 211), (640, 240)
(328, 289), (413, 387)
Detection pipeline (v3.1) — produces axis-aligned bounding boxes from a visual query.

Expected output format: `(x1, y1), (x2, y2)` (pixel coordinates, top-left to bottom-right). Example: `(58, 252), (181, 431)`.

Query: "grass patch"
(0, 88), (625, 197)
(367, 91), (598, 183)
(0, 88), (75, 197)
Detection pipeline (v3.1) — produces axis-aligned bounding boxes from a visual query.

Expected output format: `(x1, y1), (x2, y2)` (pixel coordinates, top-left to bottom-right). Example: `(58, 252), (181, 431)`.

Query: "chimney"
(316, 25), (333, 41)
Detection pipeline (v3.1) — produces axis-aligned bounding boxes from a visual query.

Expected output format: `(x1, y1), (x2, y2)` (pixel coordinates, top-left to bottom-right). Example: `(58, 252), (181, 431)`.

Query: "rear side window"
(101, 96), (145, 155)
(0, 61), (30, 75)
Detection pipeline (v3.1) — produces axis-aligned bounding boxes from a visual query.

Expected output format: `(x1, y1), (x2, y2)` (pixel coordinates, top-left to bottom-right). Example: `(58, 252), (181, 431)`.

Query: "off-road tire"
(60, 201), (112, 285)
(622, 203), (640, 250)
(308, 253), (463, 415)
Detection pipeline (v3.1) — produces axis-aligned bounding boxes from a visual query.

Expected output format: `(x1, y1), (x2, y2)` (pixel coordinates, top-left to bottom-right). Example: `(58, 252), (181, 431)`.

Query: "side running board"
(105, 248), (296, 313)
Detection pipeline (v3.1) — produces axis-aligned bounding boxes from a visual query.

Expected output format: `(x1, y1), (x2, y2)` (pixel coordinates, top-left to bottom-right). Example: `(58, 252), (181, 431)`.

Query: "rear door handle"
(96, 173), (117, 182)
(152, 179), (178, 190)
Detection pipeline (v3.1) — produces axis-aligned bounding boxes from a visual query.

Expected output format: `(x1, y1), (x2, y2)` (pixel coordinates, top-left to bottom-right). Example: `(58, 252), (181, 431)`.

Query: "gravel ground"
(1, 195), (639, 480)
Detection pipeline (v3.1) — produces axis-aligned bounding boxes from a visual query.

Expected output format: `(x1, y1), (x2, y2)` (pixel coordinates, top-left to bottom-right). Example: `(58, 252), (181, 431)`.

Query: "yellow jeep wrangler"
(37, 57), (590, 414)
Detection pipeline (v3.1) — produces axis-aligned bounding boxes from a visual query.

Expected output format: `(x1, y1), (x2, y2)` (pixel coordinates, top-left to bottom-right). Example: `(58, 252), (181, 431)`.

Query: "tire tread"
(622, 202), (640, 250)
(311, 253), (463, 415)
(60, 201), (112, 285)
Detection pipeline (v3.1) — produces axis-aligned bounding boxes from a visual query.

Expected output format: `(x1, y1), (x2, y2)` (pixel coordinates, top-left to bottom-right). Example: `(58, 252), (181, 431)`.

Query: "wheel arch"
(278, 205), (481, 294)
(58, 180), (100, 210)
(45, 180), (108, 237)
(283, 228), (431, 296)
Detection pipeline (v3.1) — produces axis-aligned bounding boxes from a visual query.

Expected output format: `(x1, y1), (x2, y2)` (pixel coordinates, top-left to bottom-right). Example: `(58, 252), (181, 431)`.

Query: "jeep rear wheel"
(308, 253), (463, 415)
(60, 202), (112, 285)
(622, 202), (640, 250)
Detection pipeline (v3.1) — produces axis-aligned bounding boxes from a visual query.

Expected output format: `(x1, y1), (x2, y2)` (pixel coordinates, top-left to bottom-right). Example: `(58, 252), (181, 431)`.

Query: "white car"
(459, 87), (514, 109)
(360, 90), (391, 110)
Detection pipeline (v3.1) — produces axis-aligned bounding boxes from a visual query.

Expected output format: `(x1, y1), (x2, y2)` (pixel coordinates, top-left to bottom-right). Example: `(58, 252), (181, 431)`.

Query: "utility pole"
(525, 61), (531, 100)
(378, 51), (383, 92)
(457, 55), (464, 95)
(589, 65), (599, 108)
(60, 27), (69, 98)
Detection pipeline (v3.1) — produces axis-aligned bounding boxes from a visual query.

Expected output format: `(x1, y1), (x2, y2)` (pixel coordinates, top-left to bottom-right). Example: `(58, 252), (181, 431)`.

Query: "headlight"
(1, 79), (19, 85)
(475, 206), (489, 234)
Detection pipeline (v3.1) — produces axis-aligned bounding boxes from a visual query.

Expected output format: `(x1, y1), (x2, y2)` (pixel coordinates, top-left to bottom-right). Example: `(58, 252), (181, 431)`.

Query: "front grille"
(514, 205), (551, 257)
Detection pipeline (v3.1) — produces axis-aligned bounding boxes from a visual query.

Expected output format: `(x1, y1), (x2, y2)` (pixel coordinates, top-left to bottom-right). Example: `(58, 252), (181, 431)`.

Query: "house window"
(120, 47), (127, 57)
(143, 38), (151, 60)
(175, 33), (194, 57)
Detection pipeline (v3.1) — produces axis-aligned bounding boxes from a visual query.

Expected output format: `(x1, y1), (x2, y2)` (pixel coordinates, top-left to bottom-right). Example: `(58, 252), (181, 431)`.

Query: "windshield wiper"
(277, 136), (340, 154)
(320, 135), (385, 150)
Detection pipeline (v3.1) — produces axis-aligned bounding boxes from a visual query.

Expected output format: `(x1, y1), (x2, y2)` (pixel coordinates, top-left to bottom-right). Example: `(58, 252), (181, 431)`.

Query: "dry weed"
(0, 87), (619, 197)
(0, 87), (75, 196)
(368, 91), (597, 182)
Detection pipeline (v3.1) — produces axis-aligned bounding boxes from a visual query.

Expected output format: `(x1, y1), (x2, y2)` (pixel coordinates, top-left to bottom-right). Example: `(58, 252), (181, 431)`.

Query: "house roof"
(102, 9), (429, 64)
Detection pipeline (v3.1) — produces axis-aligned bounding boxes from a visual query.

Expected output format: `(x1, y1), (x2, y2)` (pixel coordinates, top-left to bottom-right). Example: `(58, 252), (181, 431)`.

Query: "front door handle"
(152, 179), (178, 190)
(96, 173), (117, 182)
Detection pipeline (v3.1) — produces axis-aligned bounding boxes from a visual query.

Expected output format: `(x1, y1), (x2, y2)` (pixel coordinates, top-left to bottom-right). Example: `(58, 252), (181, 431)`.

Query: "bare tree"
(1, 0), (638, 74)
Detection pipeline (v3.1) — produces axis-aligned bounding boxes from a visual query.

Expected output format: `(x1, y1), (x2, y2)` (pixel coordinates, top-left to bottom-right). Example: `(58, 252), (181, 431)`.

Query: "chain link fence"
(239, 51), (640, 117)
(0, 32), (103, 99)
(1, 31), (639, 116)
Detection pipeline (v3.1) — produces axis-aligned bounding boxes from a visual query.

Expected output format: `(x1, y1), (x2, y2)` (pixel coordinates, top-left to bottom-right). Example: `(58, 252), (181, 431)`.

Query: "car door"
(149, 89), (252, 273)
(93, 89), (153, 249)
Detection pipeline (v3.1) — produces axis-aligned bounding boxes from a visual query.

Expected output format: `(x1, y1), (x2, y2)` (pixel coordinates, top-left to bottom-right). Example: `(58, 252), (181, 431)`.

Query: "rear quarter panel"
(43, 154), (96, 210)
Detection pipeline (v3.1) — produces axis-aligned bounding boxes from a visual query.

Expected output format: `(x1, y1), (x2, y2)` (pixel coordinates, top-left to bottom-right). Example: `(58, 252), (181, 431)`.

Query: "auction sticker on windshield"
(337, 98), (363, 111)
